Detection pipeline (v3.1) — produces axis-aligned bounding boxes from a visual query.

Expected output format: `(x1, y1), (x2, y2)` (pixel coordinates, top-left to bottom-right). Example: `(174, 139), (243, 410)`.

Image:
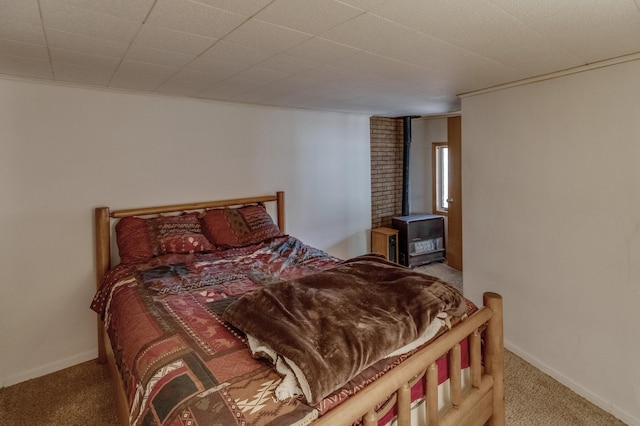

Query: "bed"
(92, 191), (504, 426)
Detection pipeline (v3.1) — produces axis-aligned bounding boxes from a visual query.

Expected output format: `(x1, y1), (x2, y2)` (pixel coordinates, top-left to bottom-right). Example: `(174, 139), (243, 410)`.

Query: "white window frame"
(432, 142), (448, 215)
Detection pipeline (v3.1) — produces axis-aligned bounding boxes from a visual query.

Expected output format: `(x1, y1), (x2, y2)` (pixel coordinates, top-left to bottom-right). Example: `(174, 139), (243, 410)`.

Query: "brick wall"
(370, 116), (404, 228)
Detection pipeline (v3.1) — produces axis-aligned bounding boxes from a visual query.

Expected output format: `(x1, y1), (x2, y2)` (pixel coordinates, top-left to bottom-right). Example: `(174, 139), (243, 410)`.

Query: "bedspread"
(91, 236), (476, 425)
(92, 236), (340, 425)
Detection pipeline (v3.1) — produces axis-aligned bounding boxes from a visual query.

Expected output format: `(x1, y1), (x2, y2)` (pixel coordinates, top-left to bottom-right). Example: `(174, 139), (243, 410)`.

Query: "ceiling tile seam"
(634, 0), (640, 13)
(486, 0), (589, 67)
(326, 47), (432, 73)
(359, 10), (537, 74)
(39, 2), (159, 78)
(219, 63), (365, 103)
(148, 0), (281, 93)
(106, 0), (161, 88)
(202, 35), (366, 95)
(332, 0), (370, 13)
(240, 35), (363, 84)
(36, 0), (54, 79)
(142, 0), (160, 24)
(213, 10), (376, 91)
(207, 13), (368, 69)
(0, 26), (44, 47)
(194, 41), (359, 100)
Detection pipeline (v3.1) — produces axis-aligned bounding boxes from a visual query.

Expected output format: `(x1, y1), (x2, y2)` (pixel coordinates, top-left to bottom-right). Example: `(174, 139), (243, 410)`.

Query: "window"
(432, 142), (448, 215)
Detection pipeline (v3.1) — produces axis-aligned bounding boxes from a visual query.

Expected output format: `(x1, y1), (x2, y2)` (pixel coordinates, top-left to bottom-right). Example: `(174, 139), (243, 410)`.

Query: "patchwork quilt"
(91, 236), (475, 425)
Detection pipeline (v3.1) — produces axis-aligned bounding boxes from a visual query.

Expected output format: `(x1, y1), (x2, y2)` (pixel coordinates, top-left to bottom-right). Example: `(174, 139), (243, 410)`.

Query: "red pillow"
(200, 205), (284, 247)
(116, 213), (215, 264)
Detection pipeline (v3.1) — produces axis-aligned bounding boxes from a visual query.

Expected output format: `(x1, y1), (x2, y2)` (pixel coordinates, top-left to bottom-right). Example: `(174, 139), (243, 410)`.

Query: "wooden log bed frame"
(95, 191), (505, 426)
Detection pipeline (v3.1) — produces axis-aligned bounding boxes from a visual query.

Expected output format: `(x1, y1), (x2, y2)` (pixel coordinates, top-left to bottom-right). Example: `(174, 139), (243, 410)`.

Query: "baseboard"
(1, 349), (98, 388)
(505, 340), (639, 426)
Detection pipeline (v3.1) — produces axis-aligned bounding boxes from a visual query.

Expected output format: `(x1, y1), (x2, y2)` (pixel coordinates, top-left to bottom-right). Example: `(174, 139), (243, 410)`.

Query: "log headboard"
(93, 191), (285, 363)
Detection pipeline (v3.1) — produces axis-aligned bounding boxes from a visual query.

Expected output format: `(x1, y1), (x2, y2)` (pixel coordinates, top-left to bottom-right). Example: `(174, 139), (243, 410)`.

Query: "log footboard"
(314, 292), (504, 426)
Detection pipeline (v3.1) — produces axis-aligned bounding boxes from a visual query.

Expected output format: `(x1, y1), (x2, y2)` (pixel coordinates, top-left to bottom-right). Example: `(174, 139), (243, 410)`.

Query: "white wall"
(0, 77), (371, 387)
(409, 116), (447, 214)
(462, 60), (640, 425)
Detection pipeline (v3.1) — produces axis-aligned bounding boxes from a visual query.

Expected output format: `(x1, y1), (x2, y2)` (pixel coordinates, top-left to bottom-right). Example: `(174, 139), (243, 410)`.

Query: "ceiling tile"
(133, 25), (216, 56)
(489, 0), (638, 27)
(257, 54), (319, 74)
(164, 68), (229, 85)
(232, 66), (290, 83)
(185, 57), (246, 78)
(109, 60), (178, 91)
(154, 79), (210, 97)
(40, 0), (142, 43)
(0, 54), (53, 79)
(195, 41), (273, 66)
(0, 0), (42, 25)
(489, 0), (640, 63)
(372, 0), (555, 60)
(154, 69), (227, 96)
(241, 77), (311, 93)
(218, 75), (270, 90)
(228, 83), (297, 104)
(45, 0), (156, 22)
(1, 0), (638, 116)
(190, 0), (273, 16)
(492, 0), (640, 64)
(332, 0), (393, 12)
(489, 40), (584, 76)
(321, 13), (418, 53)
(52, 62), (113, 85)
(145, 0), (246, 39)
(255, 0), (363, 35)
(223, 19), (313, 52)
(0, 39), (49, 60)
(197, 79), (264, 100)
(125, 45), (195, 68)
(0, 18), (46, 45)
(284, 37), (360, 63)
(547, 19), (640, 63)
(329, 50), (421, 75)
(50, 48), (120, 70)
(273, 64), (357, 89)
(45, 28), (131, 57)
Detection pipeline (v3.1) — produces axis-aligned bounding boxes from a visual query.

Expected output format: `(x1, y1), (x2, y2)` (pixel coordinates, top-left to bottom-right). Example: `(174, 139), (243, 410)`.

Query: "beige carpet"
(0, 360), (118, 426)
(1, 351), (626, 425)
(414, 261), (463, 292)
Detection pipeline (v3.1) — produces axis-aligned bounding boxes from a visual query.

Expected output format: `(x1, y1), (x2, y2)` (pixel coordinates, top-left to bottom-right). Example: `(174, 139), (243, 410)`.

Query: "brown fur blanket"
(222, 254), (465, 405)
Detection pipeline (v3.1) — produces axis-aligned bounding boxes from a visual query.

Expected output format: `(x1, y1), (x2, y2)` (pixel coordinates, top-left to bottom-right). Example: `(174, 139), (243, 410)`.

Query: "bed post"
(276, 191), (286, 233)
(483, 292), (505, 425)
(95, 207), (111, 365)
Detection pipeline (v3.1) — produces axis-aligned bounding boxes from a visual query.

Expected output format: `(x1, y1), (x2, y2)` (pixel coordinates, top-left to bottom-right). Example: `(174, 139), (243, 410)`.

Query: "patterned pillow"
(200, 205), (284, 247)
(116, 213), (215, 264)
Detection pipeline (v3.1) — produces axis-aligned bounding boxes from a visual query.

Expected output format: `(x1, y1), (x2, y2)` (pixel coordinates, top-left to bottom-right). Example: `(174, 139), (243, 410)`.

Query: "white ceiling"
(1, 0), (640, 116)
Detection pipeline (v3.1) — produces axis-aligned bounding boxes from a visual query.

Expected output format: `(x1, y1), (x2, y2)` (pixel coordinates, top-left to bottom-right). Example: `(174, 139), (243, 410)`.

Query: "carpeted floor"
(414, 261), (463, 292)
(0, 350), (626, 425)
(503, 351), (626, 426)
(0, 359), (118, 425)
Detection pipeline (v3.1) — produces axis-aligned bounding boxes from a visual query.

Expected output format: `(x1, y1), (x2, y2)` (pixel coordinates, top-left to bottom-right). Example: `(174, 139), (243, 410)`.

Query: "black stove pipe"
(402, 116), (411, 216)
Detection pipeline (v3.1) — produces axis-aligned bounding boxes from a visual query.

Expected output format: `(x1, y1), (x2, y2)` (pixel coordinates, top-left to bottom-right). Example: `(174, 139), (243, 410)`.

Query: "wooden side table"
(371, 227), (399, 263)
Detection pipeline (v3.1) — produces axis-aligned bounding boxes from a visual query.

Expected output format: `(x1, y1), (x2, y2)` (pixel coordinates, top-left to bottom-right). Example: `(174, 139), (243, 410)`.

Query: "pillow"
(200, 204), (284, 247)
(116, 212), (215, 264)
